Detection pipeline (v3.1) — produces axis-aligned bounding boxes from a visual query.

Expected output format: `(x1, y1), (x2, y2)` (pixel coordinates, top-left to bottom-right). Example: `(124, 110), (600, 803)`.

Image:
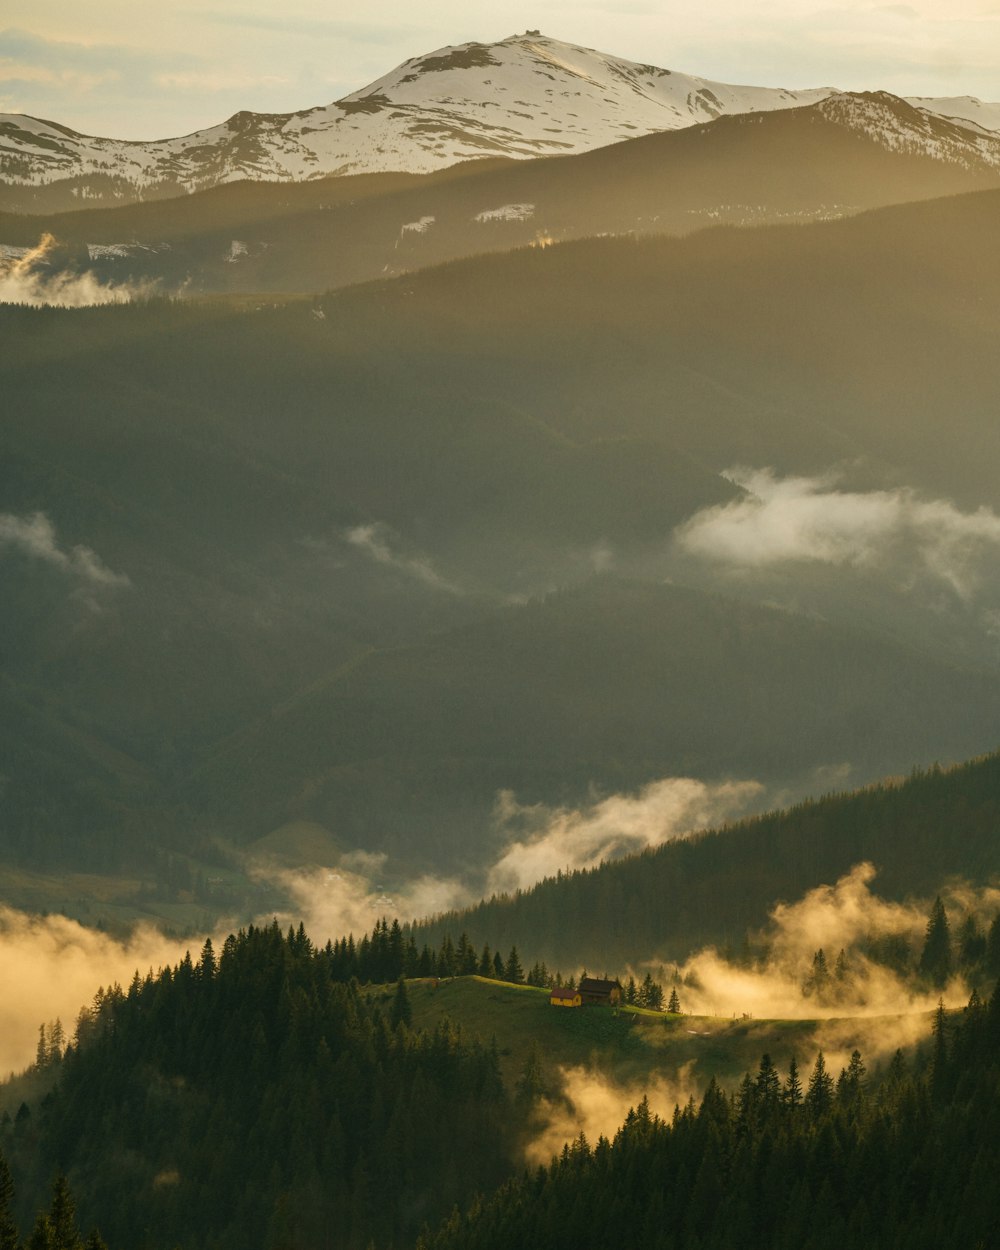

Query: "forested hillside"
(417, 990), (1000, 1250)
(4, 917), (999, 1250)
(414, 753), (1000, 968)
(4, 189), (1000, 885)
(2, 925), (513, 1250)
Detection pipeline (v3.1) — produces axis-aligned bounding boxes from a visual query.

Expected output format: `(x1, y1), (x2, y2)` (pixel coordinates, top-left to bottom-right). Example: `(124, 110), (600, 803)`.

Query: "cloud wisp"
(487, 777), (765, 895)
(670, 863), (991, 1031)
(258, 855), (472, 942)
(527, 862), (995, 1163)
(0, 510), (129, 588)
(525, 1062), (700, 1166)
(344, 522), (465, 595)
(0, 907), (187, 1077)
(250, 775), (765, 941)
(0, 234), (152, 307)
(676, 467), (1000, 599)
(0, 768), (768, 1072)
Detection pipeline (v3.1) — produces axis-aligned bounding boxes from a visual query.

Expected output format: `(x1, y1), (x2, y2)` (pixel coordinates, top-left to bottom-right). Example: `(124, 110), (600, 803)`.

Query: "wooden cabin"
(550, 985), (582, 1008)
(578, 977), (622, 1006)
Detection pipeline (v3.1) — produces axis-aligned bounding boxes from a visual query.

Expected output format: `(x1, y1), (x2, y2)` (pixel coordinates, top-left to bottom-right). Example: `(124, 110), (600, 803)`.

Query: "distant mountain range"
(2, 31), (999, 212)
(3, 90), (999, 296)
(4, 188), (1000, 878)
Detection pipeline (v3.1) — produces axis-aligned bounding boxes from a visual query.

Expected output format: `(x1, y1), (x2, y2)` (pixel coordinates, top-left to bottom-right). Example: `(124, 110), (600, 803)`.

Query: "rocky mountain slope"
(2, 31), (997, 212)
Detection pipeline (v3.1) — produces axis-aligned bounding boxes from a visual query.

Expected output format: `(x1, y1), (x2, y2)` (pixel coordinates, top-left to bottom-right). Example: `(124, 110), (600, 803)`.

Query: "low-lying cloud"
(251, 775), (769, 942)
(345, 521), (463, 595)
(669, 863), (990, 1030)
(676, 467), (1000, 599)
(526, 1063), (700, 1166)
(0, 907), (186, 1077)
(259, 856), (471, 940)
(0, 234), (150, 307)
(526, 863), (994, 1162)
(0, 510), (129, 588)
(487, 777), (765, 895)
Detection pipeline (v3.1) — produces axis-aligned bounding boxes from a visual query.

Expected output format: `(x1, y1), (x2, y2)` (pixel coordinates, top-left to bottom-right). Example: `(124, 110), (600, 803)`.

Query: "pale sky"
(1, 0), (998, 140)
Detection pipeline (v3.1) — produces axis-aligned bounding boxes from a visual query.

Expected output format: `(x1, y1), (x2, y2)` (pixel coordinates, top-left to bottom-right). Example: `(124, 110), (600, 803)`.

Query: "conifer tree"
(403, 934), (420, 977)
(438, 935), (456, 978)
(803, 949), (831, 1000)
(931, 998), (950, 1100)
(806, 1051), (834, 1118)
(667, 987), (681, 1014)
(836, 1050), (867, 1112)
(526, 961), (548, 988)
(463, 935), (479, 975)
(784, 1057), (803, 1110)
(0, 1151), (19, 1250)
(390, 978), (412, 1030)
(515, 1043), (545, 1107)
(503, 947), (524, 984)
(985, 913), (1000, 978)
(35, 1025), (48, 1071)
(48, 1021), (64, 1063)
(47, 1175), (82, 1250)
(27, 1216), (53, 1250)
(755, 1053), (781, 1113)
(919, 896), (952, 988)
(886, 1048), (907, 1087)
(957, 915), (986, 969)
(389, 919), (405, 975)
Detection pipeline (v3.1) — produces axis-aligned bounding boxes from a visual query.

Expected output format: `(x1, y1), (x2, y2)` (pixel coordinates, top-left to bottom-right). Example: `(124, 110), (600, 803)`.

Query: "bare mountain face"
(2, 30), (997, 212)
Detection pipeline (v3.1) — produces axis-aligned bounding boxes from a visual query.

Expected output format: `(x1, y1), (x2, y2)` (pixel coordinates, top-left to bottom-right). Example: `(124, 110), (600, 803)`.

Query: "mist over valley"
(2, 21), (1000, 1250)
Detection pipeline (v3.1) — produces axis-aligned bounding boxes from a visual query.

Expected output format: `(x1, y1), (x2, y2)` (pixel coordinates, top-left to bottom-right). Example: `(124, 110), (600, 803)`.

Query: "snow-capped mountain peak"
(331, 31), (834, 164)
(1, 31), (998, 212)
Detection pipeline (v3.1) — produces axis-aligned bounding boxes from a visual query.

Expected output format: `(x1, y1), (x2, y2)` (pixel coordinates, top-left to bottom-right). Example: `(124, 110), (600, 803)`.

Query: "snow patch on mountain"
(2, 32), (997, 205)
(903, 96), (1000, 136)
(0, 33), (835, 197)
(819, 92), (1000, 171)
(474, 203), (535, 222)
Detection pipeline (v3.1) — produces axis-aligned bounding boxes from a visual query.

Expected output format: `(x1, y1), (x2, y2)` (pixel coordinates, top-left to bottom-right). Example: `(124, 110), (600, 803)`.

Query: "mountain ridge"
(2, 31), (998, 212)
(4, 90), (1000, 297)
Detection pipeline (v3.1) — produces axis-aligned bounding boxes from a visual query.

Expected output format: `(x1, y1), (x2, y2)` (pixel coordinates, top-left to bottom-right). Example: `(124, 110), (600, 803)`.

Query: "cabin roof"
(579, 977), (619, 994)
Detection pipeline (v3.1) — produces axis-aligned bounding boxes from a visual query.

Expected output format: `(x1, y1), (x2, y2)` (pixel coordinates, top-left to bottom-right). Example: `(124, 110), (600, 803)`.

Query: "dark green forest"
(2, 925), (513, 1250)
(417, 991), (1000, 1250)
(3, 918), (1000, 1250)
